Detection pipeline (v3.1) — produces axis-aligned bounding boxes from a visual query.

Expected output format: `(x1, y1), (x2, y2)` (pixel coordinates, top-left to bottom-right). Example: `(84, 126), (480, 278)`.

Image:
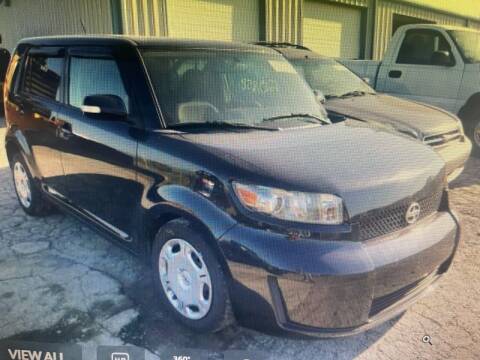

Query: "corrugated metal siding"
(120, 0), (167, 36)
(327, 0), (369, 7)
(0, 0), (113, 52)
(303, 1), (363, 58)
(401, 0), (480, 20)
(165, 0), (259, 41)
(373, 0), (467, 59)
(467, 20), (480, 30)
(265, 0), (303, 43)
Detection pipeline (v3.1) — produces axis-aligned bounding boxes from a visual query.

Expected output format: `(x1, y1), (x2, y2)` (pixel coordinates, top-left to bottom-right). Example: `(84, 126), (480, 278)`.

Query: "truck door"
(377, 28), (464, 113)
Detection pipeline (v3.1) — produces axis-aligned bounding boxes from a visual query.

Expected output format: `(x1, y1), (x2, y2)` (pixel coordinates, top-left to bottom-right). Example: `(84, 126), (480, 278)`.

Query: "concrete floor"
(1, 121), (479, 359)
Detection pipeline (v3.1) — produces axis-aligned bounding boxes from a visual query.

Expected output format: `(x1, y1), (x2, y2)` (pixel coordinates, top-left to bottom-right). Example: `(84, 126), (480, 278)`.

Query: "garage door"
(303, 1), (362, 59)
(166, 0), (260, 42)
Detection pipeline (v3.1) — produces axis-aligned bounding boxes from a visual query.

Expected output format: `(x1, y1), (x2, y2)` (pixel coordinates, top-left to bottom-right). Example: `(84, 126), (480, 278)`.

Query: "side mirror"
(431, 50), (454, 67)
(313, 89), (326, 104)
(81, 94), (128, 118)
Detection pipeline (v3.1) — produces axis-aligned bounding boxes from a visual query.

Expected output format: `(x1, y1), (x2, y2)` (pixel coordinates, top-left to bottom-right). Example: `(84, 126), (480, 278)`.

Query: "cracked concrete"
(1, 121), (479, 359)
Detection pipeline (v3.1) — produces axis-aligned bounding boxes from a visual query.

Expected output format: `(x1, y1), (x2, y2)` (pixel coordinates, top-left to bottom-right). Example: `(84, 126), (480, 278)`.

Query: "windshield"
(448, 30), (480, 63)
(142, 49), (327, 128)
(291, 58), (375, 98)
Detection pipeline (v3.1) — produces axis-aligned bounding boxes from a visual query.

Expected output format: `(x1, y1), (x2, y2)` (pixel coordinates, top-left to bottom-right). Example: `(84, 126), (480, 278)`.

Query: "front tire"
(459, 96), (480, 157)
(472, 122), (480, 157)
(151, 219), (234, 333)
(11, 153), (52, 216)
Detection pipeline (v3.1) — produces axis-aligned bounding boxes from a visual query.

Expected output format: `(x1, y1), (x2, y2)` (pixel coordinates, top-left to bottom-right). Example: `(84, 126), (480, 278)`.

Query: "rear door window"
(22, 49), (64, 101)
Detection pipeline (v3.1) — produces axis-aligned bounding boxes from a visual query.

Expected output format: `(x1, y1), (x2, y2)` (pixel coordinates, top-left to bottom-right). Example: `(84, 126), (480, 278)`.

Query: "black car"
(3, 36), (459, 337)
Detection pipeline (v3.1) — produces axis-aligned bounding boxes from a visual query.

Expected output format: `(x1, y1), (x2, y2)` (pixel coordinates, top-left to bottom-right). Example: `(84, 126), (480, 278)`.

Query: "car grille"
(423, 129), (462, 147)
(355, 190), (443, 242)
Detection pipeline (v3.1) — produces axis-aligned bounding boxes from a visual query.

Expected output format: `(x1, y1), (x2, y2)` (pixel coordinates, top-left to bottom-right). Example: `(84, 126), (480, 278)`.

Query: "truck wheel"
(459, 95), (480, 157)
(472, 122), (480, 157)
(11, 153), (53, 216)
(152, 219), (234, 333)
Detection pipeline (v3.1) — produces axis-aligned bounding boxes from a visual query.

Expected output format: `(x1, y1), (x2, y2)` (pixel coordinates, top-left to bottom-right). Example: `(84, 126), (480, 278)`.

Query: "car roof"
(398, 23), (480, 33)
(254, 42), (331, 61)
(17, 35), (275, 53)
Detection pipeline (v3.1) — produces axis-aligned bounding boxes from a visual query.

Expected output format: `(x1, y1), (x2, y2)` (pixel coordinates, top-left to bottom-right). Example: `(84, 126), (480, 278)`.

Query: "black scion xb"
(3, 36), (460, 337)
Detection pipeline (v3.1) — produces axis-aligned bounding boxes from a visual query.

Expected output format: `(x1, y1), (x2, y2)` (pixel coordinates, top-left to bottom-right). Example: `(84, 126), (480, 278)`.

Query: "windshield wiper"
(325, 94), (339, 100)
(338, 91), (374, 98)
(261, 113), (330, 125)
(168, 121), (277, 131)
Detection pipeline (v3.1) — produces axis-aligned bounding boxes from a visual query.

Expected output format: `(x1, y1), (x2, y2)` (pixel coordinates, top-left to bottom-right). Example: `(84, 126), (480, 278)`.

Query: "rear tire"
(11, 153), (53, 216)
(151, 218), (234, 333)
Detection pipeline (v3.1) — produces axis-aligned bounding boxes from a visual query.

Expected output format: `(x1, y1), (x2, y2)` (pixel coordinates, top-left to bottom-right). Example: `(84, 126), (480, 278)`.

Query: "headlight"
(232, 182), (343, 224)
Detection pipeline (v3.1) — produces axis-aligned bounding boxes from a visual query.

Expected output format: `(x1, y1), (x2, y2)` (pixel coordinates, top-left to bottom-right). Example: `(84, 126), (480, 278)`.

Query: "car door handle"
(57, 123), (73, 140)
(388, 70), (402, 79)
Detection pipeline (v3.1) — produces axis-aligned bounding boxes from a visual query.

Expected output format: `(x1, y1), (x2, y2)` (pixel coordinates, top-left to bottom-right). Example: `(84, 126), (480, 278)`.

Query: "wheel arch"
(5, 131), (38, 176)
(458, 92), (480, 126)
(144, 203), (235, 282)
(5, 138), (20, 166)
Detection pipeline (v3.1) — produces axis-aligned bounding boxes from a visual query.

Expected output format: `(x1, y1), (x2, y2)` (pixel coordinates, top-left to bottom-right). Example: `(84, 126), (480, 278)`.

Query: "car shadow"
(122, 272), (400, 359)
(449, 156), (480, 190)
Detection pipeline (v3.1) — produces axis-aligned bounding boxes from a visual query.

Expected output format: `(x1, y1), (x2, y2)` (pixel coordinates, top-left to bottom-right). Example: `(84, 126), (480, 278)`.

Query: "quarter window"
(68, 56), (129, 112)
(23, 52), (64, 101)
(397, 29), (454, 65)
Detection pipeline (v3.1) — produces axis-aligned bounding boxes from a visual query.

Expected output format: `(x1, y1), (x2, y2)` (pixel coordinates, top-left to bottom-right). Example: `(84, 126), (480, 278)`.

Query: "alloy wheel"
(13, 161), (32, 208)
(159, 238), (213, 320)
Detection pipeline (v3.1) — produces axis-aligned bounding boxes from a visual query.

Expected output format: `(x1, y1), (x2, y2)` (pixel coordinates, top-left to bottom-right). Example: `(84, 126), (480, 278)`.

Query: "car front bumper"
(219, 210), (460, 337)
(435, 138), (472, 182)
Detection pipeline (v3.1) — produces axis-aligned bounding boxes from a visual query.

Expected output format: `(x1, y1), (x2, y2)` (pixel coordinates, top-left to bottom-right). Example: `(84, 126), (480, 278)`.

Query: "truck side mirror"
(431, 50), (454, 67)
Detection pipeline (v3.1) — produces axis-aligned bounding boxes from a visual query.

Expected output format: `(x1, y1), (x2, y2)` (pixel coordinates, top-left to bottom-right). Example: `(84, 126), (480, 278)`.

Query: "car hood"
(325, 94), (460, 138)
(179, 122), (445, 218)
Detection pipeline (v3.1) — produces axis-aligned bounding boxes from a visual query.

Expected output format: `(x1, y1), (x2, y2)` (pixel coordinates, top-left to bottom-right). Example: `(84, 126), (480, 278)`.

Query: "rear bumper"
(219, 211), (460, 337)
(435, 138), (472, 181)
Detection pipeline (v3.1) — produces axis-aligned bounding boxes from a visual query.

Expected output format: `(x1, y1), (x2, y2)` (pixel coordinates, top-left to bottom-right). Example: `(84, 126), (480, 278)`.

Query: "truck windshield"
(448, 30), (480, 63)
(141, 49), (327, 128)
(291, 58), (375, 98)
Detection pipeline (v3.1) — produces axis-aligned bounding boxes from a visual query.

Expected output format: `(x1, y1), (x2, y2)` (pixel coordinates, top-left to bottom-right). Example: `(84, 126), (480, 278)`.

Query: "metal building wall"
(0, 0), (113, 52)
(301, 0), (373, 59)
(467, 19), (480, 30)
(120, 0), (167, 36)
(165, 0), (260, 41)
(265, 0), (303, 43)
(372, 0), (468, 60)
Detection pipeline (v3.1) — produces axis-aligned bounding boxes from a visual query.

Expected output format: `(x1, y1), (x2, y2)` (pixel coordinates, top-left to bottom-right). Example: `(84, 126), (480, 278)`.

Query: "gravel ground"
(1, 121), (479, 359)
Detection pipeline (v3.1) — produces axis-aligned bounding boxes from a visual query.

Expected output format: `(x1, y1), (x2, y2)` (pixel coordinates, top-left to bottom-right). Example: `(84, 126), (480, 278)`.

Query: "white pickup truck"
(342, 24), (480, 155)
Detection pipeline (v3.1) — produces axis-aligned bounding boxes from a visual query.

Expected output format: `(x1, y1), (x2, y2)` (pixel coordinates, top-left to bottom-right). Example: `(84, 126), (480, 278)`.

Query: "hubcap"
(474, 122), (480, 147)
(13, 162), (32, 208)
(159, 238), (213, 320)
